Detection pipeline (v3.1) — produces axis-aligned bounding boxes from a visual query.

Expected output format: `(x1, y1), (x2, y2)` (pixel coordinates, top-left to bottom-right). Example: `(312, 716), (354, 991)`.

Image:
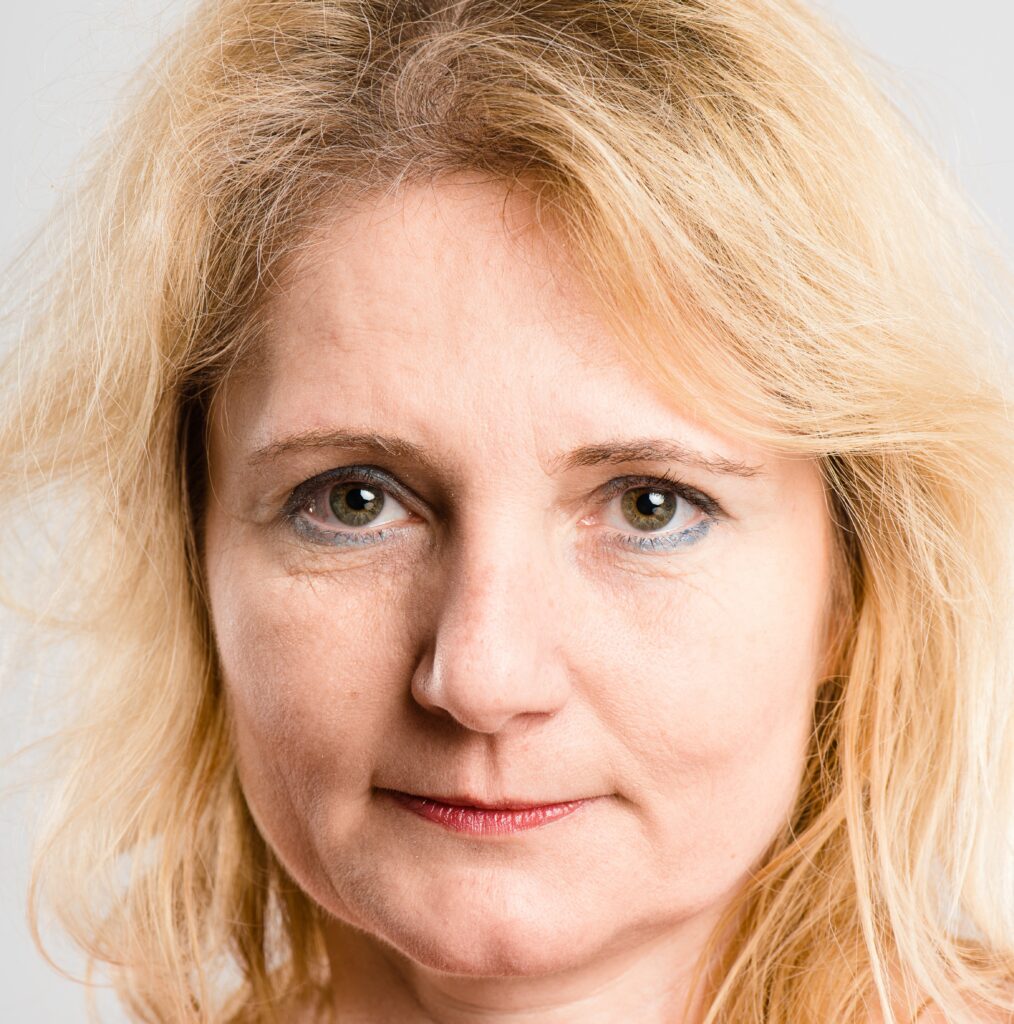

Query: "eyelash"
(281, 465), (723, 555)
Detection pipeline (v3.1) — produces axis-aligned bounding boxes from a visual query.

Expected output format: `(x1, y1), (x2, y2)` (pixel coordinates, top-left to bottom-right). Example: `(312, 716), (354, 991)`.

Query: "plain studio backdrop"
(1, 1), (1011, 1018)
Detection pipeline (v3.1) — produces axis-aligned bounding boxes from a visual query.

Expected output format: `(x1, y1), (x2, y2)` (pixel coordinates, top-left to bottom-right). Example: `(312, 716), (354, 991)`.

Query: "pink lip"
(383, 790), (589, 835)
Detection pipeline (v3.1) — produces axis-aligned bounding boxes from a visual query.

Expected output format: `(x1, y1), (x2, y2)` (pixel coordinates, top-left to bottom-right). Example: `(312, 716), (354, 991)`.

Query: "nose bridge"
(412, 517), (571, 733)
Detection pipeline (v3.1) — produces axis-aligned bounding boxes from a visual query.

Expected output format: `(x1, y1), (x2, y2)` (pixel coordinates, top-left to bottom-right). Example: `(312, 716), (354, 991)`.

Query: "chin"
(361, 869), (611, 977)
(389, 912), (598, 977)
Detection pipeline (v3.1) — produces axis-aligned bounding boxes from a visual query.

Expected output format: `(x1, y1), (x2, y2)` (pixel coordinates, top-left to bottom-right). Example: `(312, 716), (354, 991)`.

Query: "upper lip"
(384, 788), (587, 811)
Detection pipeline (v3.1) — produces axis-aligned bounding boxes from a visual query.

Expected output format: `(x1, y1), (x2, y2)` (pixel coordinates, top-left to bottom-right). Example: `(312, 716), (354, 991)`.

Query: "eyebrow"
(248, 428), (764, 479)
(551, 438), (764, 477)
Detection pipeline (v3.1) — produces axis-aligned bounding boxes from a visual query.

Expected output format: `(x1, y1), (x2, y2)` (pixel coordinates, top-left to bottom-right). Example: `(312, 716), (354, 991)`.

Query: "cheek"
(203, 529), (422, 862)
(608, 520), (831, 869)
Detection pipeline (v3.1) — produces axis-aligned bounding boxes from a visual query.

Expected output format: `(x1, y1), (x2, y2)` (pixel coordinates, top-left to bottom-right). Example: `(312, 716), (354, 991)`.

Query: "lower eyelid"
(289, 511), (715, 555)
(291, 516), (402, 547)
(614, 518), (714, 553)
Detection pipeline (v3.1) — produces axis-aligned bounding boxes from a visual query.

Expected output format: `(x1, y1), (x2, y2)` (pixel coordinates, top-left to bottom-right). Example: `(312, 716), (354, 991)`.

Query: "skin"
(202, 173), (839, 1023)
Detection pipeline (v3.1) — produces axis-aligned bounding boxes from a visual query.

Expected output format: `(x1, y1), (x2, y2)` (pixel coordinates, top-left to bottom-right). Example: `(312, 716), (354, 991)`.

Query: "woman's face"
(203, 177), (835, 989)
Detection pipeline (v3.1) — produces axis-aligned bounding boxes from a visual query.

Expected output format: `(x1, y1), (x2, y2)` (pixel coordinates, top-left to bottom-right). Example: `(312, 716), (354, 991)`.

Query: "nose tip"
(410, 550), (572, 734)
(412, 643), (567, 735)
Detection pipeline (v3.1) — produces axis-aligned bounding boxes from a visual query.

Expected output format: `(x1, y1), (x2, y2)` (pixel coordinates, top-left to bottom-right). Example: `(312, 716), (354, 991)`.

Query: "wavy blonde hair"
(2, 0), (1013, 1021)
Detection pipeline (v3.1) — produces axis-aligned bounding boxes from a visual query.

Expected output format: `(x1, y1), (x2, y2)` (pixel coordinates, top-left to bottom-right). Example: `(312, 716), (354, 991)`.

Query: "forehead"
(222, 177), (765, 473)
(265, 179), (623, 385)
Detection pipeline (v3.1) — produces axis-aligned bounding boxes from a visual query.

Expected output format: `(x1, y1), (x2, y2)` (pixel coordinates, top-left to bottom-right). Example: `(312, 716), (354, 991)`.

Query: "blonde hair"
(2, 0), (1013, 1021)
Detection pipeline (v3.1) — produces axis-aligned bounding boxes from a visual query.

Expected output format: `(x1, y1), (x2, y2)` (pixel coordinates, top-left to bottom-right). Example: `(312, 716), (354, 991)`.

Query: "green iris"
(328, 483), (385, 527)
(620, 487), (677, 532)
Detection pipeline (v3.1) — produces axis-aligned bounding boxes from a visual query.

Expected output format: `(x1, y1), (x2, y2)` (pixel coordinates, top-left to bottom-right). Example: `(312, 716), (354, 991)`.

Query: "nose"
(410, 529), (573, 734)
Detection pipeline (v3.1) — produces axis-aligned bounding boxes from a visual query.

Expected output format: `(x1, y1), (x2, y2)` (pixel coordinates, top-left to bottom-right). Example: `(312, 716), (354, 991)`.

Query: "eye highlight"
(280, 465), (723, 554)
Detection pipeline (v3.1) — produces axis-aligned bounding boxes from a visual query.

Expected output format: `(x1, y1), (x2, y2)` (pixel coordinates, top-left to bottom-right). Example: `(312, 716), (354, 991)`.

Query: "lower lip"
(384, 790), (589, 835)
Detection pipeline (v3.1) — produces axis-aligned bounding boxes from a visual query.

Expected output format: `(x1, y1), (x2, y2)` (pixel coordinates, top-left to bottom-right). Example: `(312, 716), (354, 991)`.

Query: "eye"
(285, 467), (414, 547)
(282, 465), (722, 554)
(595, 471), (721, 554)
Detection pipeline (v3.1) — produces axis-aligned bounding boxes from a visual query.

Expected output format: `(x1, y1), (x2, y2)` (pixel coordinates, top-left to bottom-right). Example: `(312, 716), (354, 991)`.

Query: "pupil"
(636, 491), (666, 517)
(347, 487), (373, 511)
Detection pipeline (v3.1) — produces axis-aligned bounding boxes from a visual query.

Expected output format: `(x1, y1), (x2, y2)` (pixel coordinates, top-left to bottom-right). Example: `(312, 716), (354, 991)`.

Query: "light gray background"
(2, 1), (1011, 1019)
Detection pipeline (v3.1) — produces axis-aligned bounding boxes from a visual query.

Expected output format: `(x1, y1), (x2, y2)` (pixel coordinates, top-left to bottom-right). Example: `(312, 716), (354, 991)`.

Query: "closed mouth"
(380, 789), (591, 835)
